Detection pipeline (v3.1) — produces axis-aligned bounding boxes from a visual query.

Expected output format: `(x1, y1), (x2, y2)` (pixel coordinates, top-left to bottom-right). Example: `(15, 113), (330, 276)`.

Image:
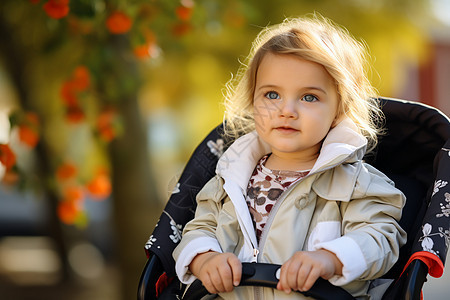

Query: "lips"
(274, 126), (299, 133)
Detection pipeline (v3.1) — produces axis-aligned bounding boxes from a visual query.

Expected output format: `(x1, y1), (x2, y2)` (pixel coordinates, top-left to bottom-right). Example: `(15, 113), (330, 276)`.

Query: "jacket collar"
(216, 118), (367, 192)
(311, 118), (367, 173)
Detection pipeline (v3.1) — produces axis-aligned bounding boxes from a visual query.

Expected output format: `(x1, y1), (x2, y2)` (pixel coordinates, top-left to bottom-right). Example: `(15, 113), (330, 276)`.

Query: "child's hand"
(277, 249), (343, 294)
(189, 251), (242, 294)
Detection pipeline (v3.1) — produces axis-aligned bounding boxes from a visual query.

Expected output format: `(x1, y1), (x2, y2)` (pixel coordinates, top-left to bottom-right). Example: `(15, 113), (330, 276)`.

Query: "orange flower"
(57, 199), (81, 224)
(58, 184), (84, 225)
(134, 44), (150, 58)
(60, 66), (90, 106)
(18, 125), (40, 148)
(63, 185), (84, 203)
(99, 126), (116, 142)
(175, 6), (193, 21)
(60, 81), (78, 106)
(65, 105), (85, 123)
(106, 11), (132, 34)
(72, 66), (90, 91)
(16, 112), (40, 148)
(133, 42), (159, 59)
(133, 30), (159, 59)
(172, 22), (191, 37)
(97, 109), (118, 142)
(56, 162), (77, 181)
(86, 172), (111, 200)
(0, 144), (16, 170)
(43, 0), (70, 19)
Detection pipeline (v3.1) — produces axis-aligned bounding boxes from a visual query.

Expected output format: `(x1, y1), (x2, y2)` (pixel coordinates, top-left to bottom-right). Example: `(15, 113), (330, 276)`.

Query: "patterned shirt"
(246, 155), (309, 243)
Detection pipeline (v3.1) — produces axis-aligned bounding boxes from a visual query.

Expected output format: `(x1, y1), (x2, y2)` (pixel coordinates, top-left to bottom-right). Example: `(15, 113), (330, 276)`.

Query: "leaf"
(421, 237), (434, 251)
(422, 223), (432, 235)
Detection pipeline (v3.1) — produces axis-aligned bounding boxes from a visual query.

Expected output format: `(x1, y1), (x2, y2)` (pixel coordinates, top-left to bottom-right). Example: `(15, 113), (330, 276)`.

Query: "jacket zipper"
(254, 157), (354, 300)
(252, 179), (302, 300)
(258, 176), (305, 254)
(246, 156), (355, 300)
(251, 248), (259, 263)
(258, 157), (351, 253)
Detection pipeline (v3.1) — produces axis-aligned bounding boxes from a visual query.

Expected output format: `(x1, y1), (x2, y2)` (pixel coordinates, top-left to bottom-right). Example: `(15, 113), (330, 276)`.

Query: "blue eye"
(302, 94), (318, 102)
(264, 91), (280, 100)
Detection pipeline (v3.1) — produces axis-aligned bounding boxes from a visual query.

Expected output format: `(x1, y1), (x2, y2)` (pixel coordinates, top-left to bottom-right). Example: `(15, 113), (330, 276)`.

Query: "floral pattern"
(414, 145), (450, 264)
(145, 235), (157, 250)
(144, 130), (228, 266)
(207, 138), (224, 158)
(443, 147), (450, 157)
(437, 193), (450, 218)
(169, 219), (183, 244)
(420, 224), (439, 255)
(172, 183), (180, 194)
(432, 180), (448, 197)
(419, 223), (450, 255)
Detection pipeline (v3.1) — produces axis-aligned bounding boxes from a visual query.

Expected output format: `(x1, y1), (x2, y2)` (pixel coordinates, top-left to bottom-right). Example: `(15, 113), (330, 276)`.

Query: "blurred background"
(0, 0), (449, 299)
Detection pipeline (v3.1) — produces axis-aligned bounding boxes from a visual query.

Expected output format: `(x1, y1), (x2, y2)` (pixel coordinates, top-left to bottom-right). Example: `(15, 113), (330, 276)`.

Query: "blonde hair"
(223, 14), (383, 151)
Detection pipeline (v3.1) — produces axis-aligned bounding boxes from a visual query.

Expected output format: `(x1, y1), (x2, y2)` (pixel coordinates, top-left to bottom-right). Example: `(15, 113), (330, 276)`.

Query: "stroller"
(138, 97), (450, 300)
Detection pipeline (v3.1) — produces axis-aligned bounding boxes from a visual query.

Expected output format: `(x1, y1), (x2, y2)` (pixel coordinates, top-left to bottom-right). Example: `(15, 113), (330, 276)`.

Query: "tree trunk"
(107, 35), (162, 300)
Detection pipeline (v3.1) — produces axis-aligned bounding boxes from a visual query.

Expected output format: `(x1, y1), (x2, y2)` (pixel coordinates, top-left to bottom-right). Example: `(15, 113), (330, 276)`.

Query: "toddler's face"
(253, 53), (339, 165)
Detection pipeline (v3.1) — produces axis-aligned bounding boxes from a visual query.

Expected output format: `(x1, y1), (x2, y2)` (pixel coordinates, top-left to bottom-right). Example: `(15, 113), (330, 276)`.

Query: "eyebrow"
(256, 84), (328, 95)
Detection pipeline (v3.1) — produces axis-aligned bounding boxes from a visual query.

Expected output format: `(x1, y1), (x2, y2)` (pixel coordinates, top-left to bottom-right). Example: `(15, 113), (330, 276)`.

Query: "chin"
(273, 146), (303, 154)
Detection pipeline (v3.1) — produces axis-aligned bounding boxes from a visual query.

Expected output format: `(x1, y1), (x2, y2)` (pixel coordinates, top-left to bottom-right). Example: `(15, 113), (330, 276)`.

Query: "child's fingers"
(202, 253), (242, 293)
(227, 255), (242, 287)
(300, 266), (321, 291)
(208, 268), (226, 293)
(217, 263), (235, 292)
(286, 259), (304, 291)
(277, 260), (293, 293)
(295, 262), (312, 291)
(200, 274), (218, 294)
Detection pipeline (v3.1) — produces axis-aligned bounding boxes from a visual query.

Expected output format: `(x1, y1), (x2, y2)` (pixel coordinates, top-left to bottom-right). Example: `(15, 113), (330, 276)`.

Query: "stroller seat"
(138, 97), (450, 300)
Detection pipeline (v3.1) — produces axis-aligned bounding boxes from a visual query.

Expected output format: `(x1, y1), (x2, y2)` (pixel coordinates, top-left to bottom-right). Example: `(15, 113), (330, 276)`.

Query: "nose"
(279, 99), (298, 119)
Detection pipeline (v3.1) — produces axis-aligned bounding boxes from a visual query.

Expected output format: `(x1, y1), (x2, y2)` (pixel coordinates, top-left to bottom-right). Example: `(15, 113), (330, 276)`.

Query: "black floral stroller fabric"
(408, 139), (450, 277)
(140, 98), (450, 299)
(144, 125), (229, 277)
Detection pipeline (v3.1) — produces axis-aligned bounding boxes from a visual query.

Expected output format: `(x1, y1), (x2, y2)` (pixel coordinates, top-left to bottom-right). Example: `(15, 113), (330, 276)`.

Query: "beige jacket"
(173, 119), (407, 299)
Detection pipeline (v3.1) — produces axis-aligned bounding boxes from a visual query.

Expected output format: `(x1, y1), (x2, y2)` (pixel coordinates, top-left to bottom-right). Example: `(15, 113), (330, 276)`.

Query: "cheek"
(253, 100), (270, 123)
(253, 103), (265, 131)
(303, 108), (335, 135)
(310, 119), (332, 136)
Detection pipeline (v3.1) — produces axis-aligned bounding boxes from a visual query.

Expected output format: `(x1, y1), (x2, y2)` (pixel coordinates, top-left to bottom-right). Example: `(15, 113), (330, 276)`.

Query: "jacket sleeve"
(314, 163), (407, 285)
(172, 175), (227, 284)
